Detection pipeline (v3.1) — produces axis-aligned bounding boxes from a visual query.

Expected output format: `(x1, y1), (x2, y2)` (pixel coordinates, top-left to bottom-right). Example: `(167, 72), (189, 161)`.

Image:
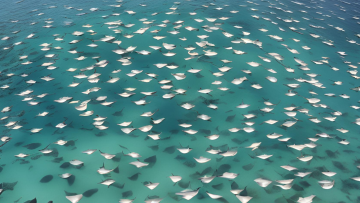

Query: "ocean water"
(1, 0), (360, 202)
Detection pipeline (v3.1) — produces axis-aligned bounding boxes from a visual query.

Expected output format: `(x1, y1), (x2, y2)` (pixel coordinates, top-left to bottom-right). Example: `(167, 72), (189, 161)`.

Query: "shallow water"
(1, 0), (360, 202)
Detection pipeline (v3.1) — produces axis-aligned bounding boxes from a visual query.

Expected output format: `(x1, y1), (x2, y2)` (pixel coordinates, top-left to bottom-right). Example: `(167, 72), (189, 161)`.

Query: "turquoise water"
(1, 0), (360, 202)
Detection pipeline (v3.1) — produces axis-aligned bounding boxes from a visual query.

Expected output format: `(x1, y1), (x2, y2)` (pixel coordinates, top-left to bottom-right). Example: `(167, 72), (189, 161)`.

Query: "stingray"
(23, 143), (41, 150)
(292, 184), (304, 191)
(299, 181), (311, 188)
(112, 110), (124, 116)
(67, 175), (75, 186)
(217, 164), (231, 174)
(144, 155), (156, 167)
(170, 129), (180, 134)
(332, 161), (349, 171)
(83, 188), (98, 197)
(200, 167), (213, 176)
(60, 162), (71, 168)
(111, 182), (125, 189)
(242, 163), (254, 171)
(163, 146), (176, 154)
(52, 157), (63, 163)
(63, 140), (76, 147)
(113, 165), (120, 173)
(95, 132), (107, 137)
(226, 115), (236, 122)
(325, 150), (338, 158)
(1, 181), (18, 191)
(231, 138), (243, 145)
(31, 155), (42, 160)
(128, 173), (141, 181)
(122, 190), (133, 198)
(40, 175), (53, 183)
(199, 129), (211, 135)
(175, 154), (187, 161)
(24, 198), (37, 203)
(183, 160), (196, 168)
(212, 183), (224, 190)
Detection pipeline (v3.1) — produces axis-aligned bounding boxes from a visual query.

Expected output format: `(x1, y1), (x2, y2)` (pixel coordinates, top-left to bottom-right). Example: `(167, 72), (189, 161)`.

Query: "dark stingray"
(17, 111), (25, 117)
(216, 198), (229, 203)
(283, 173), (294, 179)
(175, 155), (186, 160)
(219, 130), (230, 136)
(113, 166), (120, 173)
(231, 138), (243, 145)
(83, 188), (98, 197)
(332, 161), (349, 171)
(13, 141), (25, 148)
(196, 192), (206, 200)
(178, 181), (190, 188)
(342, 179), (360, 192)
(144, 155), (156, 167)
(95, 132), (107, 137)
(0, 181), (18, 191)
(217, 164), (231, 174)
(199, 129), (211, 135)
(163, 146), (176, 154)
(292, 184), (304, 191)
(40, 175), (53, 183)
(299, 181), (311, 187)
(274, 196), (290, 203)
(23, 143), (41, 149)
(229, 181), (238, 191)
(31, 154), (42, 160)
(64, 140), (76, 147)
(343, 150), (356, 154)
(226, 115), (236, 122)
(60, 162), (71, 168)
(112, 110), (123, 116)
(195, 74), (204, 78)
(45, 148), (58, 157)
(170, 129), (179, 134)
(212, 183), (223, 190)
(52, 157), (63, 163)
(110, 153), (122, 162)
(162, 136), (171, 140)
(20, 160), (30, 164)
(266, 185), (281, 194)
(24, 198), (37, 203)
(128, 172), (141, 181)
(239, 187), (248, 196)
(122, 190), (133, 198)
(200, 167), (213, 176)
(110, 182), (125, 189)
(325, 150), (338, 158)
(46, 105), (55, 110)
(168, 192), (183, 201)
(309, 170), (322, 180)
(45, 123), (53, 127)
(67, 175), (75, 186)
(183, 160), (196, 168)
(64, 191), (77, 196)
(233, 158), (240, 162)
